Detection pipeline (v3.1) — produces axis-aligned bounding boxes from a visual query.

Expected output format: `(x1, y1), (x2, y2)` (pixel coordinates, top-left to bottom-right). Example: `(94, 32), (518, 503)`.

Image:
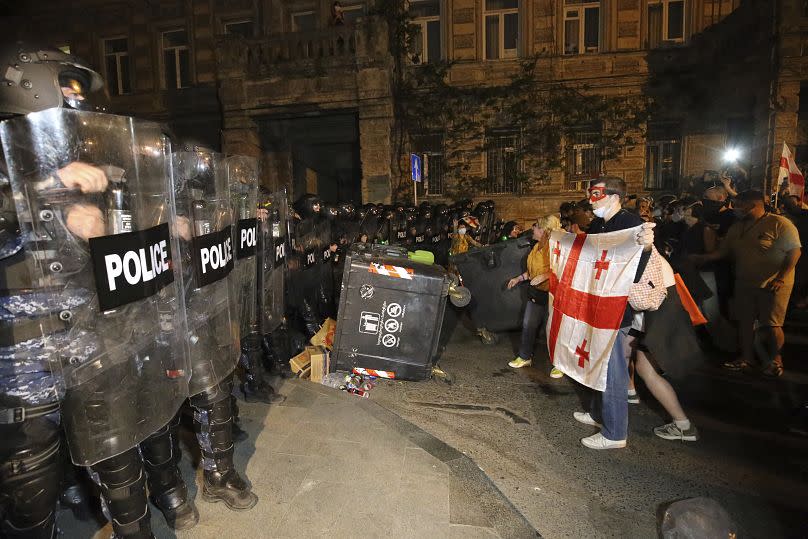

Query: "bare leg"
(628, 359), (636, 392)
(634, 351), (688, 422)
(759, 326), (785, 369)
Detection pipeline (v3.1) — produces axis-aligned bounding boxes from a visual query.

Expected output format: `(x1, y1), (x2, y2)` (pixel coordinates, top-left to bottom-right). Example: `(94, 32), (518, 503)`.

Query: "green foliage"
(373, 1), (649, 201)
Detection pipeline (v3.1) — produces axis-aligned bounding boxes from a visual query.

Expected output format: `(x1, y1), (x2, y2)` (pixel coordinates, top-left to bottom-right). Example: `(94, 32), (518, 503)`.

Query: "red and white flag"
(779, 142), (805, 200)
(546, 227), (644, 391)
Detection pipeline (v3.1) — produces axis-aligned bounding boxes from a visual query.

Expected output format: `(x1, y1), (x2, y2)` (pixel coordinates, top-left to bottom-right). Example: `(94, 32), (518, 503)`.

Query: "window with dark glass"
(224, 19), (253, 37)
(484, 0), (519, 60)
(486, 132), (522, 194)
(343, 3), (366, 24)
(645, 124), (681, 190)
(291, 11), (316, 31)
(162, 29), (190, 89)
(647, 0), (684, 47)
(564, 1), (600, 55)
(566, 130), (601, 188)
(103, 37), (130, 96)
(413, 134), (445, 197)
(410, 0), (441, 64)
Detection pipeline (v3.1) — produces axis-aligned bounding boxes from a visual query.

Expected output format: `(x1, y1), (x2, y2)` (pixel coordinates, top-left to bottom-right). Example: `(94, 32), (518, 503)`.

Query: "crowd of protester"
(553, 171), (804, 380)
(501, 169), (808, 448)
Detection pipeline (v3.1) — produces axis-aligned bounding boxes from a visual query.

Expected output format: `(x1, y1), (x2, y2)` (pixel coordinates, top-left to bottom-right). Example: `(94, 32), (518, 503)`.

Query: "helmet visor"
(58, 69), (111, 112)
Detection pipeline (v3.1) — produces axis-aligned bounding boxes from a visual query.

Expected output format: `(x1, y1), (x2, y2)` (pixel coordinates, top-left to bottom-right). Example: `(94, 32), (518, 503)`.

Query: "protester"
(506, 214), (563, 378)
(572, 177), (655, 450)
(693, 190), (801, 377)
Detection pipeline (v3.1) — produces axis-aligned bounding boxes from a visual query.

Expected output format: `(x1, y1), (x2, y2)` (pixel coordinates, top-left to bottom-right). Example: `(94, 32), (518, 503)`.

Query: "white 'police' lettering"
(240, 226), (256, 250)
(200, 237), (233, 274)
(105, 239), (170, 292)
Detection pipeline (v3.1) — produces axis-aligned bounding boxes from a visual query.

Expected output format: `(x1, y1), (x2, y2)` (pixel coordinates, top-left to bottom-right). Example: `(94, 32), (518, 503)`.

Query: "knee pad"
(90, 448), (151, 538)
(189, 376), (234, 409)
(0, 436), (60, 537)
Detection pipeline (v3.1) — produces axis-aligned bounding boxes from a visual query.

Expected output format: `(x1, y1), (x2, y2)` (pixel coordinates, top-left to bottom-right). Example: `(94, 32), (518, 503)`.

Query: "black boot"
(201, 450), (258, 511)
(242, 376), (286, 404)
(239, 335), (285, 404)
(191, 380), (258, 512)
(140, 416), (198, 531)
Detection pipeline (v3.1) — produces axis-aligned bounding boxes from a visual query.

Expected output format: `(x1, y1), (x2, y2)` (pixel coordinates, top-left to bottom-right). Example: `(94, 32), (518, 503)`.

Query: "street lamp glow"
(723, 148), (741, 163)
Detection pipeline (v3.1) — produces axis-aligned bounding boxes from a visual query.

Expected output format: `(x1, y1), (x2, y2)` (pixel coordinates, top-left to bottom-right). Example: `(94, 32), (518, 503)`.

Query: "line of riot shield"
(227, 156), (259, 342)
(172, 148), (239, 398)
(289, 195), (326, 337)
(0, 109), (189, 466)
(257, 188), (288, 336)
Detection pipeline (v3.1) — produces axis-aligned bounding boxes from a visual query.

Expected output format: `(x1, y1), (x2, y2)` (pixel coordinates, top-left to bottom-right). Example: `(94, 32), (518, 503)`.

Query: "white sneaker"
(573, 412), (601, 427)
(581, 432), (626, 450)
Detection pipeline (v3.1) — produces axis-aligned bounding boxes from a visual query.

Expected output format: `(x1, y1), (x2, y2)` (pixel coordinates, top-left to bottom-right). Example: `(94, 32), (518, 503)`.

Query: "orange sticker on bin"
(368, 263), (413, 280)
(353, 368), (396, 379)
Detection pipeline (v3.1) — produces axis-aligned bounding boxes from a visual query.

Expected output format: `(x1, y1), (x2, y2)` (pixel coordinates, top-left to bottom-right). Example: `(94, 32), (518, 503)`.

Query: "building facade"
(1, 0), (804, 223)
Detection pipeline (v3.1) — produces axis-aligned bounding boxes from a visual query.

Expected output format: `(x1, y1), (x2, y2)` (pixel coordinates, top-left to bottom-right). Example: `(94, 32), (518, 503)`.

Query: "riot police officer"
(173, 144), (258, 513)
(0, 43), (198, 538)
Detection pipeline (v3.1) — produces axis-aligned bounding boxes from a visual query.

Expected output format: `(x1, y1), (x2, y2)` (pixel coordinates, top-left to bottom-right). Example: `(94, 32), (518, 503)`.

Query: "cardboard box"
(310, 347), (330, 383)
(289, 348), (311, 375)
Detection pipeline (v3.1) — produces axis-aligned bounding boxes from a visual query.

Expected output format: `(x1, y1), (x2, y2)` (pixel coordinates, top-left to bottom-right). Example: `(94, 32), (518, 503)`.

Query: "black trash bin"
(331, 243), (454, 380)
(450, 236), (532, 332)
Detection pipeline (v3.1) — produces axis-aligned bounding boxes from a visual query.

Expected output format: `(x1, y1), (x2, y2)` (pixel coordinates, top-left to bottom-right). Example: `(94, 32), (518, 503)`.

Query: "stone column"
(358, 109), (394, 204)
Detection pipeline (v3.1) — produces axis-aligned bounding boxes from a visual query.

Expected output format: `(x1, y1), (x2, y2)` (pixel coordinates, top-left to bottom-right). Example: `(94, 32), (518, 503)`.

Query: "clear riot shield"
(288, 211), (322, 332)
(257, 189), (288, 334)
(172, 149), (239, 397)
(227, 156), (258, 339)
(0, 109), (189, 466)
(317, 217), (335, 318)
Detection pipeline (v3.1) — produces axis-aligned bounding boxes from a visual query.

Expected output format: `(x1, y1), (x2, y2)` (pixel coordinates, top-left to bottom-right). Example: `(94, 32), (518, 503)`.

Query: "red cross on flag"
(547, 226), (644, 391)
(779, 142), (805, 200)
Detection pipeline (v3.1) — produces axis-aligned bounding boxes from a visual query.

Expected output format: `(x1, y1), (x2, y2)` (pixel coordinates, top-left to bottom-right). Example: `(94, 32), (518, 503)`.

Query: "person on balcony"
(331, 2), (345, 25)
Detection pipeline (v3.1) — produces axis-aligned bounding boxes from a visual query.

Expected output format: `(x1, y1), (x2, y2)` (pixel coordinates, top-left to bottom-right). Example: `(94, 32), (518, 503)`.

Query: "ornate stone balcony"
(216, 20), (389, 79)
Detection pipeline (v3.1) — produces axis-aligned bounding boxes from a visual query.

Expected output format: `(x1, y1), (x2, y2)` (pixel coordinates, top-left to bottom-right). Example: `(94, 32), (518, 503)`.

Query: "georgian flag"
(547, 226), (644, 391)
(779, 142), (805, 200)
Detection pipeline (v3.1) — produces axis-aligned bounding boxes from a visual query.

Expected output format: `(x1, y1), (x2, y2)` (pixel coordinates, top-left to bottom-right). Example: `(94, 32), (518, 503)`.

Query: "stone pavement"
(59, 377), (539, 539)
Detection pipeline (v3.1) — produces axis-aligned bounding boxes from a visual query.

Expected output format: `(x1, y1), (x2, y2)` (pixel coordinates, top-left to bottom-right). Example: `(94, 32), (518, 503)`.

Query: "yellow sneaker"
(550, 367), (564, 379)
(508, 357), (532, 369)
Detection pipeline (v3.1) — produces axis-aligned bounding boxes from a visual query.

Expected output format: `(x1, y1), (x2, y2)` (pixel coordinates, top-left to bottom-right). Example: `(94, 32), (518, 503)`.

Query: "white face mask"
(592, 196), (620, 219)
(671, 213), (683, 223)
(591, 194), (618, 219)
(457, 227), (466, 235)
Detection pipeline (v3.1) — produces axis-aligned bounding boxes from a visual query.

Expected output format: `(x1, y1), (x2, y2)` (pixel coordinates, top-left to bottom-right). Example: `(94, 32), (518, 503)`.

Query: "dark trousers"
(518, 298), (548, 360)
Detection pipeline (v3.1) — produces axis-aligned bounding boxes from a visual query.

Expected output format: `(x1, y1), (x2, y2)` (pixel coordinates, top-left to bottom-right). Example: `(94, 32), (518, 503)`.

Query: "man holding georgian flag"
(549, 177), (655, 450)
(779, 142), (805, 200)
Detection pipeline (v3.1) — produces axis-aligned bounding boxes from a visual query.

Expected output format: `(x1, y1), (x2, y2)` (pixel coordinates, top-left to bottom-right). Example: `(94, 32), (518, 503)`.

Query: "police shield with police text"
(257, 188), (289, 370)
(227, 157), (279, 403)
(173, 144), (258, 512)
(1, 105), (195, 536)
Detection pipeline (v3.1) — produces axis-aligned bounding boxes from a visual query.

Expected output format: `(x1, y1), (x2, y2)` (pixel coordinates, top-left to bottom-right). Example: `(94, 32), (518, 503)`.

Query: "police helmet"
(337, 201), (355, 219)
(322, 204), (339, 220)
(294, 194), (322, 218)
(0, 42), (107, 116)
